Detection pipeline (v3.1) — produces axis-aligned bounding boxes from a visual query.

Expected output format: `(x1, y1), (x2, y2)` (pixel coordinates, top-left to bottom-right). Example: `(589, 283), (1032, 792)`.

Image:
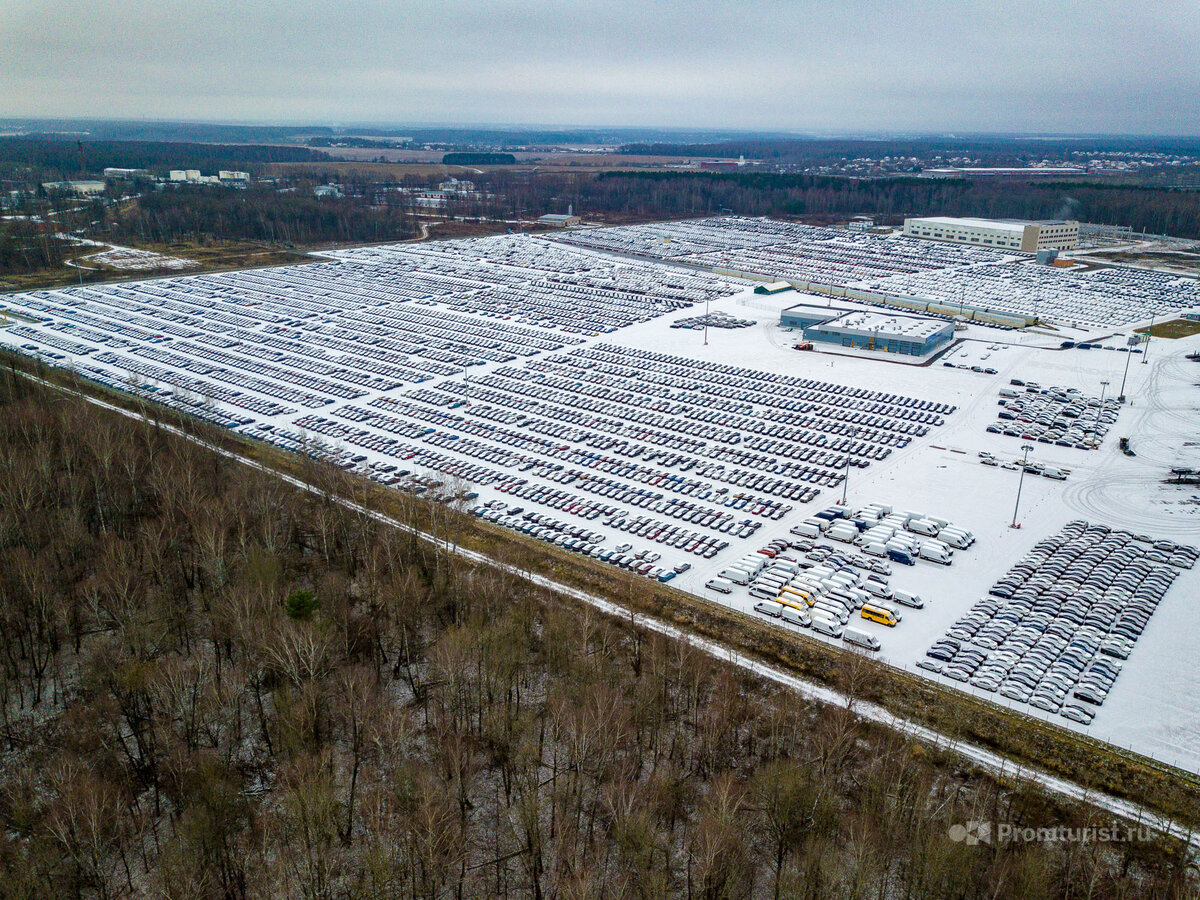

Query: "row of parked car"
(988, 380), (1119, 450)
(787, 503), (974, 567)
(920, 521), (1197, 725)
(865, 258), (1200, 328)
(714, 535), (930, 650)
(670, 311), (757, 330)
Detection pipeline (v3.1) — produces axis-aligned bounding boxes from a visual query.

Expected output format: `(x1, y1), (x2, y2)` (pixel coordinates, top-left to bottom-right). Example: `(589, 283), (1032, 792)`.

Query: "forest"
(0, 363), (1196, 899)
(491, 171), (1200, 237)
(617, 136), (1200, 166)
(0, 139), (328, 182)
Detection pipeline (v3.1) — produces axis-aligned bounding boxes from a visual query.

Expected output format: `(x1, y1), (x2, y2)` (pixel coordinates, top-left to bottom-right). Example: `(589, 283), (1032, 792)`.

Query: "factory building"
(806, 310), (954, 355)
(754, 280), (793, 295)
(537, 213), (581, 227)
(903, 216), (1079, 251)
(40, 180), (106, 196)
(780, 303), (842, 329)
(781, 303), (953, 355)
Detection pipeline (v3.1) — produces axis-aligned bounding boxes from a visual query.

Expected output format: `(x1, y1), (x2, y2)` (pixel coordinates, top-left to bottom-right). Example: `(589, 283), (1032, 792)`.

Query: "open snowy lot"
(2, 227), (1198, 773)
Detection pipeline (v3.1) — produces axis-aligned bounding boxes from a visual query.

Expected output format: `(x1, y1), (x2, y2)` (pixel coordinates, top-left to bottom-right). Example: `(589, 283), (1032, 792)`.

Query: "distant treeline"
(539, 171), (1200, 237)
(0, 138), (329, 182)
(308, 137), (410, 149)
(619, 136), (1200, 166)
(442, 151), (517, 165)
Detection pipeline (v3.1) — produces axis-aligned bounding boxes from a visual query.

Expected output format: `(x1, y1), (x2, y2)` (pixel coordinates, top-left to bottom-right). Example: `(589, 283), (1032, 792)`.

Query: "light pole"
(1010, 444), (1034, 529)
(1093, 380), (1109, 445)
(1118, 340), (1133, 400)
(839, 428), (861, 506)
(703, 296), (710, 346)
(1142, 318), (1152, 364)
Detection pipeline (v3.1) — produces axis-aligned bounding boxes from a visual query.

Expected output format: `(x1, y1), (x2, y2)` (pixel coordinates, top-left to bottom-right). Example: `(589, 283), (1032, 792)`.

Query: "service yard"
(2, 217), (1198, 774)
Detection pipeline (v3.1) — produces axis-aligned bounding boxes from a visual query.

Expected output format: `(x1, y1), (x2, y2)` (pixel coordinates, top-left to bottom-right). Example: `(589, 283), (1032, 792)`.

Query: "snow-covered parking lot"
(2, 226), (1199, 773)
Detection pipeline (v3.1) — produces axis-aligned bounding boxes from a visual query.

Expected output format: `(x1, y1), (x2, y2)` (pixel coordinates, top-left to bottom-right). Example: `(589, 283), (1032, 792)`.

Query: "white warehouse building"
(903, 216), (1079, 251)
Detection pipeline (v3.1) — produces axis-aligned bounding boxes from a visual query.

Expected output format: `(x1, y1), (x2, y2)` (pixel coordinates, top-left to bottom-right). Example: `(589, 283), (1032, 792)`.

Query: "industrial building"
(780, 303), (841, 329)
(780, 303), (953, 355)
(537, 213), (581, 227)
(754, 281), (793, 295)
(904, 216), (1079, 251)
(40, 180), (106, 196)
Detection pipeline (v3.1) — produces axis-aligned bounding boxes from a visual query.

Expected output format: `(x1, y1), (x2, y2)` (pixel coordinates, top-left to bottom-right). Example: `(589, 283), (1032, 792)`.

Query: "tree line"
(0, 138), (329, 183)
(0, 364), (1194, 899)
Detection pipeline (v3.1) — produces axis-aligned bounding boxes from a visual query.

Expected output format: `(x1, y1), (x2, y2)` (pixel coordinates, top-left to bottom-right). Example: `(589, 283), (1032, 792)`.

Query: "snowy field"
(2, 227), (1199, 773)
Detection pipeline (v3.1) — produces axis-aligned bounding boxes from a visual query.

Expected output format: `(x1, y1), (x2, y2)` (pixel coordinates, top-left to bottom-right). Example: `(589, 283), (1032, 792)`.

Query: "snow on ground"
(59, 235), (197, 271)
(1, 235), (1198, 772)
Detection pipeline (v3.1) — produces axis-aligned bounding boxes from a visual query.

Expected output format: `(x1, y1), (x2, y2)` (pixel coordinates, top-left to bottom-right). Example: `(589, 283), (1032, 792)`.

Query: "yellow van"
(860, 604), (899, 627)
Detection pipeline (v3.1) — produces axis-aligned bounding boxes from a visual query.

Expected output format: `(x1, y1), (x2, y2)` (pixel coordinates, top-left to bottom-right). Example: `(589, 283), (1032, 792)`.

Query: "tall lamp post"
(703, 296), (710, 347)
(1010, 444), (1034, 529)
(1142, 318), (1153, 364)
(1092, 380), (1110, 445)
(1118, 339), (1134, 400)
(839, 428), (861, 506)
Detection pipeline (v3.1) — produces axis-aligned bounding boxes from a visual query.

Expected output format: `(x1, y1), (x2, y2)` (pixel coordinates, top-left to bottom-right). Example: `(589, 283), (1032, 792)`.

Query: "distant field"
(275, 147), (742, 174)
(1136, 318), (1200, 338)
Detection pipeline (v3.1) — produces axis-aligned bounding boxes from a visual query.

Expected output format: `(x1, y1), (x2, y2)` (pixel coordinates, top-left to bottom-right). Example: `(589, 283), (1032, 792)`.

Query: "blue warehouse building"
(781, 303), (954, 356)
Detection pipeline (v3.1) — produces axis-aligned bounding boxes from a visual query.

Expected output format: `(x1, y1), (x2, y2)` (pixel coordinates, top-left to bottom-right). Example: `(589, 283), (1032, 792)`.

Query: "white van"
(861, 541), (888, 558)
(842, 627), (882, 651)
(749, 584), (781, 600)
(754, 600), (784, 618)
(809, 614), (844, 638)
(919, 543), (953, 565)
(892, 589), (924, 609)
(790, 522), (821, 539)
(827, 525), (859, 544)
(908, 518), (941, 537)
(862, 578), (892, 600)
(719, 568), (751, 585)
(780, 606), (811, 628)
(936, 529), (971, 549)
(811, 601), (850, 624)
(705, 578), (734, 594)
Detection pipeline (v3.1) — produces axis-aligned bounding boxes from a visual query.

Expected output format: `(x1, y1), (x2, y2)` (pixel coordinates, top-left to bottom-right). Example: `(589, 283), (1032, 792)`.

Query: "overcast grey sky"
(1, 0), (1197, 134)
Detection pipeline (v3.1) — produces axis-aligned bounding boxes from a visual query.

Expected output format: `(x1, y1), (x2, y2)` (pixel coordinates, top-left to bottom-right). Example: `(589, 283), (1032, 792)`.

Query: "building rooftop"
(820, 310), (950, 340)
(909, 216), (1075, 232)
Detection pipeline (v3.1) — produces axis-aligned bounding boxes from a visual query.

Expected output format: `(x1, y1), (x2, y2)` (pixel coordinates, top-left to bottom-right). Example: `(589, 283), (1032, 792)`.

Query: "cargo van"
(935, 530), (970, 549)
(705, 578), (734, 594)
(790, 522), (821, 539)
(999, 388), (1019, 399)
(892, 589), (924, 609)
(919, 543), (953, 565)
(842, 627), (881, 651)
(827, 525), (858, 544)
(719, 568), (751, 585)
(811, 601), (850, 624)
(887, 547), (916, 566)
(749, 584), (781, 600)
(754, 600), (784, 618)
(908, 518), (941, 537)
(779, 585), (811, 604)
(862, 578), (892, 599)
(861, 541), (888, 558)
(780, 606), (810, 628)
(809, 614), (844, 638)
